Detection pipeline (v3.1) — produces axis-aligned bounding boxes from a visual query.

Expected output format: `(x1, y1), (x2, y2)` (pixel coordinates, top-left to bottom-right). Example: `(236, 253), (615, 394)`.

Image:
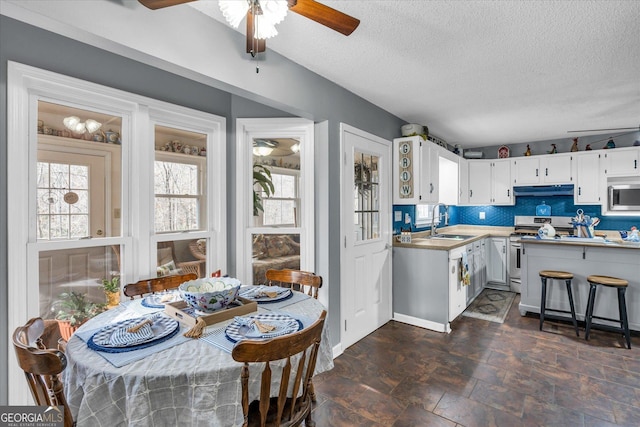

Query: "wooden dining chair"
(232, 310), (326, 427)
(265, 269), (323, 300)
(123, 272), (197, 299)
(13, 318), (74, 427)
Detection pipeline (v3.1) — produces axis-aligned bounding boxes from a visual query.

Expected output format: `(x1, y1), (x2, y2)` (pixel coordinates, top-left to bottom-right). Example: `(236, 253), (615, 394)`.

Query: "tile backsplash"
(393, 196), (640, 234)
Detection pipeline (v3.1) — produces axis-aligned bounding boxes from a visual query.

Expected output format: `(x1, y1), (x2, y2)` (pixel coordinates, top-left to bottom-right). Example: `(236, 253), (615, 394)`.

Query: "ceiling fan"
(568, 124), (640, 133)
(138, 0), (360, 55)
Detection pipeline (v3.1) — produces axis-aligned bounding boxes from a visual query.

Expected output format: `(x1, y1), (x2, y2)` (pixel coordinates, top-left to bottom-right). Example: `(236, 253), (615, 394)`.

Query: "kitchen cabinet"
(575, 151), (602, 204)
(393, 245), (474, 333)
(602, 146), (640, 177)
(487, 237), (507, 285)
(468, 159), (513, 205)
(512, 153), (573, 185)
(449, 245), (468, 322)
(458, 157), (470, 205)
(466, 240), (486, 304)
(393, 136), (438, 204)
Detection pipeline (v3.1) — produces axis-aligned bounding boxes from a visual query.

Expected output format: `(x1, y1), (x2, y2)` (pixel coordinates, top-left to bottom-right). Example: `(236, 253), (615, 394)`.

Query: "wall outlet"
(394, 211), (401, 222)
(479, 211), (486, 220)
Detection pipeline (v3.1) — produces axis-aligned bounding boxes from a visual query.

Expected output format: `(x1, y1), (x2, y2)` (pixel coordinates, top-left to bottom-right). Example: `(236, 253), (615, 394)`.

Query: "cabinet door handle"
(507, 189), (510, 197)
(635, 159), (637, 169)
(430, 183), (434, 193)
(545, 168), (548, 176)
(535, 168), (538, 177)
(578, 187), (581, 195)
(470, 189), (473, 198)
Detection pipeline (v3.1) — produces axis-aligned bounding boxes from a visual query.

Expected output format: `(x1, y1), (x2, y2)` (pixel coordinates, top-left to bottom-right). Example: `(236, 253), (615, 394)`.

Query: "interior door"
(340, 124), (392, 350)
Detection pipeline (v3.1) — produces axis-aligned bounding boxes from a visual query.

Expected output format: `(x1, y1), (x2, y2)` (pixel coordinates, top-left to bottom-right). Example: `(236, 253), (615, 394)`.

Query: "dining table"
(62, 287), (333, 427)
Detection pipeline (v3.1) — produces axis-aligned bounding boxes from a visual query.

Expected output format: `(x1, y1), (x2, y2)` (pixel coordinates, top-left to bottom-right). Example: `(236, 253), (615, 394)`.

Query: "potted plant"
(253, 163), (275, 216)
(102, 275), (121, 308)
(53, 291), (106, 340)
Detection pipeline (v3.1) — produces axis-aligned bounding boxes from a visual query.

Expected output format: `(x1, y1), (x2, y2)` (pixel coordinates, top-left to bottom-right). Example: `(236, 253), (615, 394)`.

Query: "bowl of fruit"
(179, 277), (242, 314)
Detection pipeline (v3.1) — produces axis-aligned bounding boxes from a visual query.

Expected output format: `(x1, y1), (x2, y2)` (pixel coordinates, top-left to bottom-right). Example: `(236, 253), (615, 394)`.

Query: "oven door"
(509, 239), (522, 293)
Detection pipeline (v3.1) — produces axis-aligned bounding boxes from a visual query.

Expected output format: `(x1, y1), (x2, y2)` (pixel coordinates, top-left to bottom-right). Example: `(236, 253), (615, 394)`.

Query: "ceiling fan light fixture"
(253, 139), (278, 156)
(219, 0), (249, 28)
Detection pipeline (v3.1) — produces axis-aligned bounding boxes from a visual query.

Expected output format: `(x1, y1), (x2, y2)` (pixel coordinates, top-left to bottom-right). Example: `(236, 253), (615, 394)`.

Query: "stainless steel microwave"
(609, 184), (640, 211)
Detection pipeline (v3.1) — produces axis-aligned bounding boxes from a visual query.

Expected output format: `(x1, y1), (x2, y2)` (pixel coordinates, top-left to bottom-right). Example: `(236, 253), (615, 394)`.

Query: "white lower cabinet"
(487, 237), (508, 285)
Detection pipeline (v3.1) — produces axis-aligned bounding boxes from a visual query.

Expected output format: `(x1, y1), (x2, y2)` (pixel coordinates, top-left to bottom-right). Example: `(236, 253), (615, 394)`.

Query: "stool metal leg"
(565, 279), (579, 337)
(584, 284), (597, 341)
(539, 277), (547, 331)
(618, 287), (631, 349)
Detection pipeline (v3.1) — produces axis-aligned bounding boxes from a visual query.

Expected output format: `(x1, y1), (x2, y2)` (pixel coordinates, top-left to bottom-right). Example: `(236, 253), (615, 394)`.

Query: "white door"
(340, 124), (392, 350)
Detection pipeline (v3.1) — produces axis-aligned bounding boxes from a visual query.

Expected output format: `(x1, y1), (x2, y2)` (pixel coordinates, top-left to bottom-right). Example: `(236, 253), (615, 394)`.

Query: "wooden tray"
(164, 297), (257, 328)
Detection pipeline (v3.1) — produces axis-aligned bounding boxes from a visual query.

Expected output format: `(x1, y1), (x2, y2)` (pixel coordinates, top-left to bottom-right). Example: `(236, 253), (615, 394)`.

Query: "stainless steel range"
(508, 216), (574, 293)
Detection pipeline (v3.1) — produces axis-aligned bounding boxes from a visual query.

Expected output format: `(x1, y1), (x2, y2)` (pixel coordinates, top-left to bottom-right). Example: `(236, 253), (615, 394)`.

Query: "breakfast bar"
(519, 239), (640, 331)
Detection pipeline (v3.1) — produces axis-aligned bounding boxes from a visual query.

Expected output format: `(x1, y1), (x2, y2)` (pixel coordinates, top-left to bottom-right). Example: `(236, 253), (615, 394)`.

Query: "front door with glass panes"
(341, 124), (392, 350)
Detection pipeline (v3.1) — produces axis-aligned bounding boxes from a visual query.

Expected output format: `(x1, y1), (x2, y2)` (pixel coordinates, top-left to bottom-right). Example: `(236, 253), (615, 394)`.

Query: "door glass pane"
(39, 245), (120, 337)
(154, 125), (207, 232)
(157, 239), (206, 278)
(251, 233), (300, 285)
(37, 101), (122, 239)
(354, 150), (380, 241)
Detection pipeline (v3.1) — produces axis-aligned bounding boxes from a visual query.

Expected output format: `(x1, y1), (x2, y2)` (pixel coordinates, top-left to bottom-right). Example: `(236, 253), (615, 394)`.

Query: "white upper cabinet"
(393, 136), (460, 205)
(492, 159), (513, 204)
(467, 159), (513, 205)
(575, 151), (602, 204)
(602, 147), (640, 177)
(458, 157), (469, 205)
(468, 160), (492, 204)
(421, 141), (440, 204)
(512, 153), (573, 185)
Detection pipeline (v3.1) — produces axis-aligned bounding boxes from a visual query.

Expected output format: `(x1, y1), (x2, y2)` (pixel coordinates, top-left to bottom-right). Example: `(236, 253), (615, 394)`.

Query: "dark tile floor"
(310, 295), (640, 426)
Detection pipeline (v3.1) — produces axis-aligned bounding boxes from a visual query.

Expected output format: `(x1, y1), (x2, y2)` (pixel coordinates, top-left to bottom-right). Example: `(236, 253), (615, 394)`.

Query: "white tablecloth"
(63, 295), (333, 427)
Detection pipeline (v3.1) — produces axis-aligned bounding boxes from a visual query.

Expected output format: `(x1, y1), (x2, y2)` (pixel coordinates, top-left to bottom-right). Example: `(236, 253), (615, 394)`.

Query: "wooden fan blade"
(246, 11), (266, 55)
(138, 0), (196, 10)
(288, 0), (360, 36)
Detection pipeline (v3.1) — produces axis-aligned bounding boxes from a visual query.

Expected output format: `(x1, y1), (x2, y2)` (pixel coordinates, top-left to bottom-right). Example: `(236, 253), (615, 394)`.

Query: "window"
(262, 169), (299, 226)
(37, 161), (90, 239)
(154, 157), (203, 232)
(415, 204), (443, 227)
(353, 151), (380, 241)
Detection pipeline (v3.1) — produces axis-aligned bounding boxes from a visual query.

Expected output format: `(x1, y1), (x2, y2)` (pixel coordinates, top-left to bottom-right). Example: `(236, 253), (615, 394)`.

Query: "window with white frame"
(262, 168), (299, 227)
(415, 204), (439, 227)
(154, 154), (205, 232)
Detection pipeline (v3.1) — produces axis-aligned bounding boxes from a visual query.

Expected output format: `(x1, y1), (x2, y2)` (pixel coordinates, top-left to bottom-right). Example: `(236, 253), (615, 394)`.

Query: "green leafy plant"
(53, 292), (106, 326)
(102, 276), (120, 293)
(253, 163), (275, 216)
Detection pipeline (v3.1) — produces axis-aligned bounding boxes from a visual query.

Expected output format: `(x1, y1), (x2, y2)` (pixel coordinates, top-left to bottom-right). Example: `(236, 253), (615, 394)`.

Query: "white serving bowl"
(401, 124), (424, 136)
(179, 277), (242, 313)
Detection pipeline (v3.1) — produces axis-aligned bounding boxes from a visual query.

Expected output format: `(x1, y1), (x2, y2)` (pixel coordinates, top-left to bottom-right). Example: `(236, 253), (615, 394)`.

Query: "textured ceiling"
(190, 0), (640, 148)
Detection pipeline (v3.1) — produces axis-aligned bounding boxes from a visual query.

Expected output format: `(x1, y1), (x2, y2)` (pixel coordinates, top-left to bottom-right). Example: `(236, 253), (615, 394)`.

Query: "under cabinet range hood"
(512, 184), (574, 197)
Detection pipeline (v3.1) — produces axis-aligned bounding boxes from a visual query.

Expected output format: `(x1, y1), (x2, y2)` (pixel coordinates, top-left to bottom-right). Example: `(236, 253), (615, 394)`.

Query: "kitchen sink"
(429, 234), (475, 241)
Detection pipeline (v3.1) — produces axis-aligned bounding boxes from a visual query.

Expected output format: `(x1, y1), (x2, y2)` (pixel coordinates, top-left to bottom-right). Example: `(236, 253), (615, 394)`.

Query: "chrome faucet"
(431, 203), (448, 237)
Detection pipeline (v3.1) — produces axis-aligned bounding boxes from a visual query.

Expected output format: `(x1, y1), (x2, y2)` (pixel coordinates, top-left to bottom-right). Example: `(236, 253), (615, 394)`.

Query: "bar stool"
(584, 275), (631, 349)
(539, 270), (579, 336)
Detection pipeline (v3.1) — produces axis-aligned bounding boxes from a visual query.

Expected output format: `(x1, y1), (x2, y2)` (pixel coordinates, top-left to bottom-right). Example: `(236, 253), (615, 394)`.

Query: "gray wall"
(0, 15), (405, 404)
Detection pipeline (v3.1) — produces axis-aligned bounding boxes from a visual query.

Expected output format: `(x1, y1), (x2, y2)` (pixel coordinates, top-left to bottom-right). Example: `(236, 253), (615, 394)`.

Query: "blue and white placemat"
(76, 313), (191, 367)
(257, 291), (311, 311)
(199, 312), (315, 354)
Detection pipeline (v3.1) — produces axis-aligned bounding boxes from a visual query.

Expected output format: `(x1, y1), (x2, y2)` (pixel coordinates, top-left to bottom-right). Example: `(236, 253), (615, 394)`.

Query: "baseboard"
(332, 343), (343, 359)
(393, 312), (451, 333)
